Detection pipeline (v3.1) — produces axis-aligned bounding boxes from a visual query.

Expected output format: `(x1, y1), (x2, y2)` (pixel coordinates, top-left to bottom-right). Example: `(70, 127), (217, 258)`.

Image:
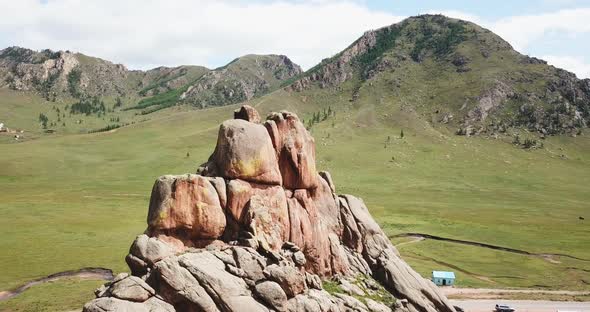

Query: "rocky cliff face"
(83, 105), (456, 312)
(0, 46), (130, 99)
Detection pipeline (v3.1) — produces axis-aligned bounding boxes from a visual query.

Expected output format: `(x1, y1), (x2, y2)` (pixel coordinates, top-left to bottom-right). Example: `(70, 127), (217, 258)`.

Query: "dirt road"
(443, 287), (590, 298)
(451, 299), (590, 312)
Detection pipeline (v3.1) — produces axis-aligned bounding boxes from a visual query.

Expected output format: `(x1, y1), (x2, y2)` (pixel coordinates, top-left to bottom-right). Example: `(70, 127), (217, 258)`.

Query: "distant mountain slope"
(126, 54), (301, 114)
(3, 14), (590, 138)
(0, 47), (301, 110)
(0, 48), (302, 133)
(180, 54), (301, 108)
(0, 47), (133, 100)
(285, 14), (590, 136)
(135, 65), (210, 97)
(0, 47), (208, 101)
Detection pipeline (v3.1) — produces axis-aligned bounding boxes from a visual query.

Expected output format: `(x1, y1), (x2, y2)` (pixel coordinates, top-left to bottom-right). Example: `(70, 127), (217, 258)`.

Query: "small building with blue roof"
(431, 271), (455, 286)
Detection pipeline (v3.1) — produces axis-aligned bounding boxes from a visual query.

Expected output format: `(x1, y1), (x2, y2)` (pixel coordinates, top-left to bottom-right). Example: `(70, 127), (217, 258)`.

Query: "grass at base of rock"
(322, 280), (343, 296)
(353, 275), (397, 307)
(322, 275), (396, 307)
(1, 87), (589, 310)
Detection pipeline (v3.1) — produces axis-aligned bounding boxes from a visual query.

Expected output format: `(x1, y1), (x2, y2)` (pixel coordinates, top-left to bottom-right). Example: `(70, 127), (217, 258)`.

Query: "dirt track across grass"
(391, 233), (590, 263)
(0, 268), (113, 301)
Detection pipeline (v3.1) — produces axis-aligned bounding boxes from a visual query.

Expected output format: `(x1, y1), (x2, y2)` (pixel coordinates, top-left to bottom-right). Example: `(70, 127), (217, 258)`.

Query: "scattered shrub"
(88, 123), (128, 133)
(38, 113), (48, 129)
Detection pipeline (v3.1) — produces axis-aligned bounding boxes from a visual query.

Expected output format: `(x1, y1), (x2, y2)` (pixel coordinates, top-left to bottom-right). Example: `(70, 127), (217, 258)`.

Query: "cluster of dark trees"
(69, 96), (106, 116)
(303, 106), (335, 129)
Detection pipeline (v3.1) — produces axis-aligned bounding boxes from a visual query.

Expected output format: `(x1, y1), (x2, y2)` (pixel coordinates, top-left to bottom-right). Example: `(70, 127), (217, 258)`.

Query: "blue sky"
(0, 0), (589, 78)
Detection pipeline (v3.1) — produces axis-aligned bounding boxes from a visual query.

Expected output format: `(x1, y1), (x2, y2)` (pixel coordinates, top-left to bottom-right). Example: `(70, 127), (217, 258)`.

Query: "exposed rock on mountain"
(0, 46), (131, 99)
(136, 65), (209, 97)
(285, 14), (590, 136)
(83, 105), (456, 312)
(0, 48), (300, 113)
(180, 55), (301, 108)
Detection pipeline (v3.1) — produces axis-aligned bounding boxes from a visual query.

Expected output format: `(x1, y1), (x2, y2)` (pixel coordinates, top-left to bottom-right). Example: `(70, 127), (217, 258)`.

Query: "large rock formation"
(83, 105), (456, 312)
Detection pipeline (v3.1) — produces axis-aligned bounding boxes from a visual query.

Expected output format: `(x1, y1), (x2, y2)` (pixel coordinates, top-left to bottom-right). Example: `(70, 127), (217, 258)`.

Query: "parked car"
(495, 304), (515, 312)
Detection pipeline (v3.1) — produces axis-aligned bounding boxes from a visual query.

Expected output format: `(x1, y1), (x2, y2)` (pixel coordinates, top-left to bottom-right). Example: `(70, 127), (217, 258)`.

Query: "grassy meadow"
(1, 86), (589, 311)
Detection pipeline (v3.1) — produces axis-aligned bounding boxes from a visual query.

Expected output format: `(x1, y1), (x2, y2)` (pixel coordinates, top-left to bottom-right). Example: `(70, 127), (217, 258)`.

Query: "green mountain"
(3, 15), (589, 138)
(286, 14), (589, 137)
(0, 48), (301, 134)
(0, 47), (136, 100)
(180, 54), (302, 108)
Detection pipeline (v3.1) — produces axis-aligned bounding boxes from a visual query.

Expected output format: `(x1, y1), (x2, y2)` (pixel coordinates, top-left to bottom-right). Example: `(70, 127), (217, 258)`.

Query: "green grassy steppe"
(0, 85), (589, 311)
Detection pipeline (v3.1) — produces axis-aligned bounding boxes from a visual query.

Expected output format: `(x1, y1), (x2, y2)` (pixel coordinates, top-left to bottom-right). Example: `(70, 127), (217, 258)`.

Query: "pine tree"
(38, 113), (49, 129)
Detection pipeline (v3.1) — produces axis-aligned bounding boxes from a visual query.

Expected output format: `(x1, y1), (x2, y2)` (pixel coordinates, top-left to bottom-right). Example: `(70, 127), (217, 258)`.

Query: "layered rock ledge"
(83, 105), (456, 312)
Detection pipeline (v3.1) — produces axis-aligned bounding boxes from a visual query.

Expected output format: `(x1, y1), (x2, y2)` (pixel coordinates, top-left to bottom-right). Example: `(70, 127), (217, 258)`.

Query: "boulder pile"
(83, 105), (456, 312)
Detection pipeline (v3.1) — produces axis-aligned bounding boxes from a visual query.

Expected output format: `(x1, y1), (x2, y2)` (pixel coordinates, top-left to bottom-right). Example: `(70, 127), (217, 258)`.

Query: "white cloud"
(490, 8), (590, 52)
(542, 55), (590, 79)
(0, 0), (402, 70)
(429, 8), (590, 52)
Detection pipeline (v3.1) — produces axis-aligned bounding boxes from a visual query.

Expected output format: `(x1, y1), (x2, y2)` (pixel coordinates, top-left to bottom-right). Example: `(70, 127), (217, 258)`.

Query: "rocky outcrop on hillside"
(0, 46), (130, 99)
(83, 105), (456, 312)
(457, 72), (590, 137)
(0, 48), (300, 111)
(286, 29), (380, 92)
(136, 65), (210, 97)
(181, 55), (301, 108)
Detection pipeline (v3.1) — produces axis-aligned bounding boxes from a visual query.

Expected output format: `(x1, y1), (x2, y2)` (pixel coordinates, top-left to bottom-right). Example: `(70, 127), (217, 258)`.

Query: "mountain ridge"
(284, 14), (590, 137)
(0, 46), (300, 110)
(2, 14), (589, 138)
